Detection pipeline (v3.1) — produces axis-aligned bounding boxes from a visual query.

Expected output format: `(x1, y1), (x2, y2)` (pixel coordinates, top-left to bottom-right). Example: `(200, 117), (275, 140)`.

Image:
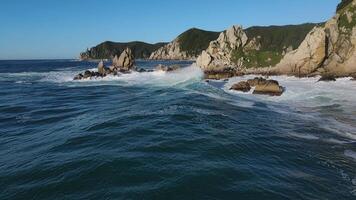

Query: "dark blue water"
(0, 60), (355, 199)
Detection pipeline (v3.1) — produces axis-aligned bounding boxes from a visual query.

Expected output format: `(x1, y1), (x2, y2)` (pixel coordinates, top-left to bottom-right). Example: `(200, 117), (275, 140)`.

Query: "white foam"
(71, 64), (203, 87)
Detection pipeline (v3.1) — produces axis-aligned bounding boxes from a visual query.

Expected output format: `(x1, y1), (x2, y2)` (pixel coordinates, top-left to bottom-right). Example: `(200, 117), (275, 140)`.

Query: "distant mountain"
(80, 41), (167, 60)
(149, 28), (220, 60)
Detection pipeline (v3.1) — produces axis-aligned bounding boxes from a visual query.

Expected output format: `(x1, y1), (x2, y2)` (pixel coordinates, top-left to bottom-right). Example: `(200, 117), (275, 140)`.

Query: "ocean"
(0, 59), (355, 199)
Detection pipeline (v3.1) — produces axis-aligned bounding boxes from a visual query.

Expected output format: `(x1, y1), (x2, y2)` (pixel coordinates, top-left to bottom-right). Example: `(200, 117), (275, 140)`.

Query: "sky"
(0, 0), (340, 60)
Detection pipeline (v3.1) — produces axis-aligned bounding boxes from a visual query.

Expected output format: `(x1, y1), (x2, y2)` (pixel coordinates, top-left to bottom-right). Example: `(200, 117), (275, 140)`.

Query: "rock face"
(196, 25), (248, 71)
(273, 27), (327, 76)
(149, 39), (194, 60)
(113, 48), (135, 71)
(269, 0), (356, 77)
(230, 77), (284, 96)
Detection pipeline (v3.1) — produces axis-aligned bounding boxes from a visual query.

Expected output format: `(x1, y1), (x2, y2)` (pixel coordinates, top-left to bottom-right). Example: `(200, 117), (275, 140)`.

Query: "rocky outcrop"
(112, 48), (135, 71)
(230, 81), (251, 92)
(197, 0), (356, 79)
(74, 48), (136, 80)
(197, 25), (248, 71)
(230, 77), (284, 96)
(273, 0), (356, 77)
(149, 39), (194, 60)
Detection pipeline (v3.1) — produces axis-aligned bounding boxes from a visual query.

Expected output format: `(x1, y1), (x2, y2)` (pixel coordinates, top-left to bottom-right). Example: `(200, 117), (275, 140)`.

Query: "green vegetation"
(337, 0), (354, 12)
(178, 28), (220, 57)
(244, 23), (320, 52)
(230, 23), (320, 68)
(80, 41), (167, 59)
(231, 48), (282, 68)
(338, 3), (356, 32)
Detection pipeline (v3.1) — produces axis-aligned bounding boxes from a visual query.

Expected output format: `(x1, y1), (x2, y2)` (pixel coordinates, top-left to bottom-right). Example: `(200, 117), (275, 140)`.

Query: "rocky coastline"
(196, 0), (356, 80)
(74, 48), (181, 80)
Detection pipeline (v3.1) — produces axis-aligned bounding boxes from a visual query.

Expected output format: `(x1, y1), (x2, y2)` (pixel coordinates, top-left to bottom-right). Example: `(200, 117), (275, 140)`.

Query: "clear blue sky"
(0, 0), (340, 60)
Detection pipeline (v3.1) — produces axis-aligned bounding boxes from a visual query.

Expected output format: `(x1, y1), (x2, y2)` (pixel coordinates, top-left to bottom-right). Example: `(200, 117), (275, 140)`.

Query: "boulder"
(230, 81), (251, 92)
(252, 79), (284, 96)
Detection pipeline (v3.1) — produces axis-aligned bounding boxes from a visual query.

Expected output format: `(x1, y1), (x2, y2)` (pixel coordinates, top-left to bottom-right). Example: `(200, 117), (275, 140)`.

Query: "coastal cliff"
(196, 0), (356, 78)
(149, 28), (219, 60)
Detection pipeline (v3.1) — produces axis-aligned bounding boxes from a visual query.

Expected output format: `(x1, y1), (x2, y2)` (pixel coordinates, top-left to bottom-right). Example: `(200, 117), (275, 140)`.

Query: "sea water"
(0, 60), (355, 199)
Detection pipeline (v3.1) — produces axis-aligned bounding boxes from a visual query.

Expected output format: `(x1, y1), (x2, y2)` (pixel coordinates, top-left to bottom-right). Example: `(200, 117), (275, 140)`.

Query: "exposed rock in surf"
(97, 60), (106, 75)
(113, 48), (135, 72)
(318, 74), (337, 82)
(204, 68), (244, 80)
(251, 78), (284, 96)
(74, 48), (136, 80)
(231, 77), (284, 96)
(155, 64), (181, 72)
(230, 81), (251, 92)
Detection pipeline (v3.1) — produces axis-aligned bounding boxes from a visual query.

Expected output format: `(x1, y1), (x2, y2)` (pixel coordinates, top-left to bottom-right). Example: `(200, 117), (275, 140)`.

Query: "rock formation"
(197, 25), (248, 71)
(112, 48), (135, 71)
(197, 0), (356, 79)
(230, 77), (284, 96)
(74, 48), (136, 80)
(230, 81), (251, 92)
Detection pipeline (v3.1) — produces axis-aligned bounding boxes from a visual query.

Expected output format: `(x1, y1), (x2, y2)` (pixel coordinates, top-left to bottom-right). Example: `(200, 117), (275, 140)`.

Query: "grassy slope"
(80, 41), (167, 59)
(178, 28), (220, 57)
(231, 23), (321, 68)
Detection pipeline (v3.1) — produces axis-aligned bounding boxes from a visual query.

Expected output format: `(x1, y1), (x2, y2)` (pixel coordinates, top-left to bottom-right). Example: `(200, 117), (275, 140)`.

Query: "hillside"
(80, 41), (167, 60)
(233, 23), (322, 68)
(149, 28), (220, 60)
(178, 28), (220, 57)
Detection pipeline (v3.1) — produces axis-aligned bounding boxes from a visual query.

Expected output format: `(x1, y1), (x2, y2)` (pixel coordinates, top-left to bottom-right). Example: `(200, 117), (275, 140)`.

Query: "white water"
(3, 65), (356, 143)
